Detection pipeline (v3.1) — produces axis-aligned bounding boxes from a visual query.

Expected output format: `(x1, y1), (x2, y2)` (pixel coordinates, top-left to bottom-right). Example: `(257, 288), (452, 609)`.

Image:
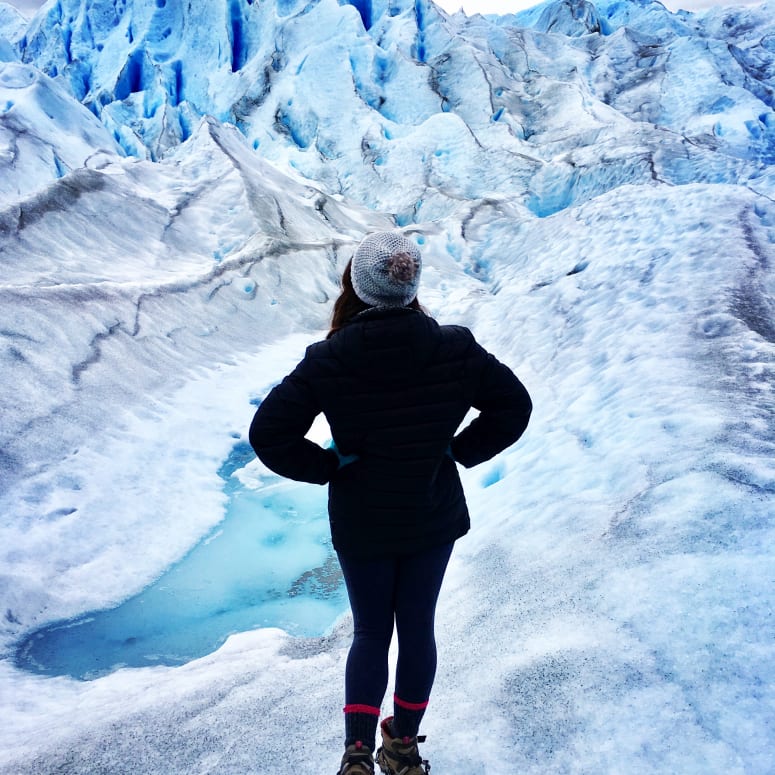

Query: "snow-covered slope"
(0, 114), (391, 498)
(0, 61), (123, 204)
(0, 0), (773, 772)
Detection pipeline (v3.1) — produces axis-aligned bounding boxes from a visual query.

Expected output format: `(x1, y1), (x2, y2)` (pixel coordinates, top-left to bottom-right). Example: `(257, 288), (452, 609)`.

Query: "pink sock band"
(394, 694), (429, 711)
(343, 703), (381, 716)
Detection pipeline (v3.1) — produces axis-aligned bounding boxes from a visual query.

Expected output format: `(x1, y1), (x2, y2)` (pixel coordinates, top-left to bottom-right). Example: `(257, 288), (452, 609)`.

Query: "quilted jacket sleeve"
(249, 358), (339, 485)
(449, 342), (532, 469)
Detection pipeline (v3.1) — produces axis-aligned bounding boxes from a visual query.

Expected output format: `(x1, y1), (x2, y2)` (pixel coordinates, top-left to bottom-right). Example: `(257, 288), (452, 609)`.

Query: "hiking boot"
(375, 717), (430, 775)
(338, 741), (375, 775)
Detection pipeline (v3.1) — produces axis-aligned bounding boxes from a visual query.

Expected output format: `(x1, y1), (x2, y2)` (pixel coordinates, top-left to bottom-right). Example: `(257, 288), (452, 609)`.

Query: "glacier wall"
(4, 0), (774, 213)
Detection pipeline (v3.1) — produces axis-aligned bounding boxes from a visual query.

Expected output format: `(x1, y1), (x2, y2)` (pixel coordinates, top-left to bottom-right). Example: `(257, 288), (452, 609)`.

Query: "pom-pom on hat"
(351, 231), (422, 308)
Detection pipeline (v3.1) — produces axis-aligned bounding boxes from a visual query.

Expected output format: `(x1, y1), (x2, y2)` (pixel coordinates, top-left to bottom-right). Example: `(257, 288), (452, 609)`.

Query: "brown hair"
(327, 259), (423, 338)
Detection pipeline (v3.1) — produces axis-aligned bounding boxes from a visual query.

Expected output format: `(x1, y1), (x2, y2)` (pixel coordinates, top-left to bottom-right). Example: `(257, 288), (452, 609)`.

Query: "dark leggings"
(337, 541), (454, 712)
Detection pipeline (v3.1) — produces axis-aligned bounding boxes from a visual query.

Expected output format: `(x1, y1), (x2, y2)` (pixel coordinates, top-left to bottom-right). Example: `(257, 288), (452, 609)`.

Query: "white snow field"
(1, 0), (774, 772)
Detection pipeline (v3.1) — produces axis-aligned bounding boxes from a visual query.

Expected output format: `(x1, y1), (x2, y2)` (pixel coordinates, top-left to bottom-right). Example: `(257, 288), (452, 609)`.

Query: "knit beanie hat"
(351, 232), (422, 308)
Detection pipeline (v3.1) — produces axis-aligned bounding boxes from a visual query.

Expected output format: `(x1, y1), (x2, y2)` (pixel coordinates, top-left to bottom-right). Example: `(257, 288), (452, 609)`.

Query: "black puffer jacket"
(249, 307), (532, 557)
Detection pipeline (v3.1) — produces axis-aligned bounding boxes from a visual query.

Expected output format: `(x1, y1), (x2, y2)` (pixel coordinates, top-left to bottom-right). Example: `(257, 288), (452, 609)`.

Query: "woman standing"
(249, 232), (532, 775)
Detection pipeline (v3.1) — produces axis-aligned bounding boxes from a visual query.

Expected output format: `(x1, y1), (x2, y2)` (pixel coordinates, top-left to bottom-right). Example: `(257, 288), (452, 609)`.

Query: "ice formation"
(0, 0), (773, 772)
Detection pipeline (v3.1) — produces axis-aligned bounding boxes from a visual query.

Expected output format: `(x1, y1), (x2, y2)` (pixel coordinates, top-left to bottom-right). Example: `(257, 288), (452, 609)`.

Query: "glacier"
(0, 0), (774, 772)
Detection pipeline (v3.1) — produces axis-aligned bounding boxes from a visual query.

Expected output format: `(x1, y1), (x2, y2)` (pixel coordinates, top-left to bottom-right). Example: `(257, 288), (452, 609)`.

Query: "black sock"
(392, 695), (428, 739)
(344, 705), (380, 751)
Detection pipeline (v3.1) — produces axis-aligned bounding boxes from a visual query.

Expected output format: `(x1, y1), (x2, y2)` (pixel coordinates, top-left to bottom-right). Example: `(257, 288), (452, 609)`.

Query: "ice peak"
(1, 0), (773, 218)
(534, 0), (604, 37)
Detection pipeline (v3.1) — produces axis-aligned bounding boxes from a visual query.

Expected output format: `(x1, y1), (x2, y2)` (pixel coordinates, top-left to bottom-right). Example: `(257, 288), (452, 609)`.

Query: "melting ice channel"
(15, 441), (348, 681)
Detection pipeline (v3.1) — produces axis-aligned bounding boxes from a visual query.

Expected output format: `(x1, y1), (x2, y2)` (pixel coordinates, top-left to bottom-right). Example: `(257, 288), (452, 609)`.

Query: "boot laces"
(376, 745), (430, 775)
(339, 745), (375, 774)
(390, 759), (430, 775)
(339, 755), (374, 774)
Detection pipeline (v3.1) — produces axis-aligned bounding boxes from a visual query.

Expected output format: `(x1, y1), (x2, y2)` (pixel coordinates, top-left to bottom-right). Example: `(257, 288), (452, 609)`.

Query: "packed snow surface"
(1, 0), (774, 773)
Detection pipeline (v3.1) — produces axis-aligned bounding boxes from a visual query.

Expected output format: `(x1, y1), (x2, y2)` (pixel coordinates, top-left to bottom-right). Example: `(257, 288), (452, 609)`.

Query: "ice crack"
(733, 205), (775, 344)
(71, 320), (124, 384)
